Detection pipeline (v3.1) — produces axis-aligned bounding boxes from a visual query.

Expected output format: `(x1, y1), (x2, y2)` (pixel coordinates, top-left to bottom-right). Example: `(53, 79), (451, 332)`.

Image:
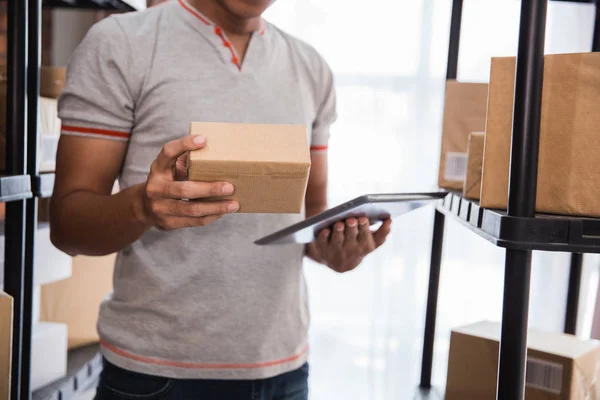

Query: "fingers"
(153, 135), (206, 174)
(357, 217), (376, 250)
(343, 218), (359, 245)
(373, 219), (392, 248)
(331, 222), (345, 246)
(147, 180), (234, 200)
(317, 228), (330, 246)
(150, 199), (239, 218)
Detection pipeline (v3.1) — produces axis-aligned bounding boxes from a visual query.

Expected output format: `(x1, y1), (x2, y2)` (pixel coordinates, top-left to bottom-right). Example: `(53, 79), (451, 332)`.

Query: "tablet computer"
(254, 192), (447, 245)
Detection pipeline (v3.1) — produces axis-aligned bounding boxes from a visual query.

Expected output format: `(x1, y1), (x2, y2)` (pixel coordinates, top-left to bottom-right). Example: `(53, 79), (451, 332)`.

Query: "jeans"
(94, 359), (309, 400)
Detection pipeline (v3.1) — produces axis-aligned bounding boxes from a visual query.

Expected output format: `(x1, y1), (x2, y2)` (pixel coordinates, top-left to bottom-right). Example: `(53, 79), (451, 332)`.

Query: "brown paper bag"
(463, 132), (485, 200)
(40, 254), (115, 349)
(438, 80), (489, 190)
(481, 53), (600, 217)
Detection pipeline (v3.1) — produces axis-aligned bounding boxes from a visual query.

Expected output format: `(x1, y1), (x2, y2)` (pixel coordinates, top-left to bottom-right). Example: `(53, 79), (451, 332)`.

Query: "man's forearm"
(51, 183), (151, 256)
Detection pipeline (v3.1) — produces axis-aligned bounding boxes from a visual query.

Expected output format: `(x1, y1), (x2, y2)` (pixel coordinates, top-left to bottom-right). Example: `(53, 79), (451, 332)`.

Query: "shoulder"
(87, 2), (174, 46)
(267, 23), (333, 85)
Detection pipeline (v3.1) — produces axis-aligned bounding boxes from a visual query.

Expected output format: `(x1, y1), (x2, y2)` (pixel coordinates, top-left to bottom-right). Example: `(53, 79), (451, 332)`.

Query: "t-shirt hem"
(100, 342), (310, 380)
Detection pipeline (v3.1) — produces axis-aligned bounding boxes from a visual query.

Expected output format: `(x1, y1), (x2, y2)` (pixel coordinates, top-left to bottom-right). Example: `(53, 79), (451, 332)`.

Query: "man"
(51, 0), (391, 398)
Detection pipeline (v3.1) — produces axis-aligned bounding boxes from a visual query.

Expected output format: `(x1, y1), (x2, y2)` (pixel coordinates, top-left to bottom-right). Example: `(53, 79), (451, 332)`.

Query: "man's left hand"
(307, 217), (391, 273)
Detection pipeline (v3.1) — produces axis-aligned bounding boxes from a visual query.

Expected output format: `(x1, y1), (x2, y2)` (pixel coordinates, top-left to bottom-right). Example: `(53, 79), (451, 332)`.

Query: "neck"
(187, 0), (261, 37)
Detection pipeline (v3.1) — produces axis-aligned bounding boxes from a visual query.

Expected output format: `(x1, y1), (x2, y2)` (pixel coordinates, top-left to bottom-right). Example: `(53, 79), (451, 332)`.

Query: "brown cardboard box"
(0, 291), (13, 400)
(446, 321), (600, 400)
(438, 80), (489, 190)
(39, 66), (66, 99)
(188, 122), (311, 213)
(481, 53), (600, 216)
(40, 254), (115, 349)
(463, 132), (485, 200)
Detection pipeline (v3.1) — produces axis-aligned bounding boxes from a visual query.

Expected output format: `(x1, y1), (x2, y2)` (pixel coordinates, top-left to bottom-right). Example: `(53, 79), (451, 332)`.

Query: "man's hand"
(307, 217), (391, 273)
(136, 135), (240, 231)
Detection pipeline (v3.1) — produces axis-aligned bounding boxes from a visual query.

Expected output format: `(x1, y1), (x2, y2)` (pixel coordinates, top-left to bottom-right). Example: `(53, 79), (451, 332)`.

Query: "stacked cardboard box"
(446, 321), (600, 399)
(463, 132), (485, 200)
(0, 66), (65, 172)
(437, 80), (489, 191)
(41, 254), (115, 349)
(481, 53), (600, 217)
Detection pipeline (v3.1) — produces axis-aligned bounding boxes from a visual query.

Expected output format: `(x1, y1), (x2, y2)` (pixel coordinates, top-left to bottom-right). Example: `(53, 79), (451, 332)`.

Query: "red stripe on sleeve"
(310, 145), (328, 152)
(61, 125), (130, 139)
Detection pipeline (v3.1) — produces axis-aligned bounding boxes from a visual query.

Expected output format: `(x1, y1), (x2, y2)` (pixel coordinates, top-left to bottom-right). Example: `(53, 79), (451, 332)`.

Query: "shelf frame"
(42, 0), (138, 11)
(418, 1), (600, 399)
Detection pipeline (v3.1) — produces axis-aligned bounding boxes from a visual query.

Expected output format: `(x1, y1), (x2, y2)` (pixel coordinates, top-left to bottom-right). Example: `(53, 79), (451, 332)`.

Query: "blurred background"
(263, 1), (600, 399)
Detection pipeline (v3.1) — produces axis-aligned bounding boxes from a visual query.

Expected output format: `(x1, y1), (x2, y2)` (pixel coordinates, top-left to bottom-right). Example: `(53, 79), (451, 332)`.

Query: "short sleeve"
(58, 17), (135, 142)
(310, 62), (337, 153)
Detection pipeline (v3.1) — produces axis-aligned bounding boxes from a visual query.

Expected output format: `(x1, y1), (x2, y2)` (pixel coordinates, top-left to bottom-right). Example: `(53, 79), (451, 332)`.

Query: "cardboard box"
(481, 53), (600, 217)
(0, 96), (60, 173)
(187, 122), (311, 213)
(446, 321), (600, 400)
(438, 80), (489, 190)
(463, 132), (485, 200)
(31, 322), (67, 391)
(0, 291), (13, 400)
(39, 67), (66, 99)
(41, 254), (115, 349)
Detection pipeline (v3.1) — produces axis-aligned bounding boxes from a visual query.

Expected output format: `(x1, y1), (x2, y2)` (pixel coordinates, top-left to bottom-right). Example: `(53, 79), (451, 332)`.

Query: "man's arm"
(50, 136), (146, 256)
(50, 135), (239, 257)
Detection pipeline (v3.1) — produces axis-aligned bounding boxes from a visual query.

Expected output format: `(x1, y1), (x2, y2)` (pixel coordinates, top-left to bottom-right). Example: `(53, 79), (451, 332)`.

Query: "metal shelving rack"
(5, 1), (140, 399)
(418, 0), (600, 399)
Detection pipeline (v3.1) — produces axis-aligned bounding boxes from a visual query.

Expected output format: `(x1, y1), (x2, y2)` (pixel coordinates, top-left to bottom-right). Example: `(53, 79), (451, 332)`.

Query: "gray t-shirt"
(58, 0), (336, 380)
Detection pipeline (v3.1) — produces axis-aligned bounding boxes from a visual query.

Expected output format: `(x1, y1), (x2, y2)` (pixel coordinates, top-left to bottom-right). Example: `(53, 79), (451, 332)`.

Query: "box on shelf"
(34, 223), (72, 286)
(0, 291), (13, 400)
(187, 122), (311, 213)
(463, 132), (485, 200)
(481, 53), (600, 217)
(446, 321), (600, 400)
(31, 322), (67, 391)
(41, 254), (115, 349)
(39, 66), (66, 99)
(438, 80), (489, 190)
(0, 95), (60, 173)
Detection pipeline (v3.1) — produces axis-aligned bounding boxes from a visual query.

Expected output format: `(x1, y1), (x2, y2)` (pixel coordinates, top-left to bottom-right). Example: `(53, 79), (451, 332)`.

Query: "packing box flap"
(0, 291), (13, 400)
(189, 122), (310, 164)
(187, 122), (311, 213)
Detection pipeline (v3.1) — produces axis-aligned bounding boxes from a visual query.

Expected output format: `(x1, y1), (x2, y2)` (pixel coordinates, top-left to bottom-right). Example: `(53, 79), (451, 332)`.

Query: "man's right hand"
(136, 135), (239, 231)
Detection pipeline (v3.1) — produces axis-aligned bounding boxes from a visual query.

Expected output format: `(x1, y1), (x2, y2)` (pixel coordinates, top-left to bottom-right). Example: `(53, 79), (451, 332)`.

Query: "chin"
(217, 0), (273, 18)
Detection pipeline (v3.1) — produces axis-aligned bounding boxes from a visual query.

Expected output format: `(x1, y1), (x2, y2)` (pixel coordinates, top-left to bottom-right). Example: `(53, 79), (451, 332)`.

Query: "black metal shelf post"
(419, 0), (462, 390)
(497, 1), (547, 398)
(4, 0), (29, 399)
